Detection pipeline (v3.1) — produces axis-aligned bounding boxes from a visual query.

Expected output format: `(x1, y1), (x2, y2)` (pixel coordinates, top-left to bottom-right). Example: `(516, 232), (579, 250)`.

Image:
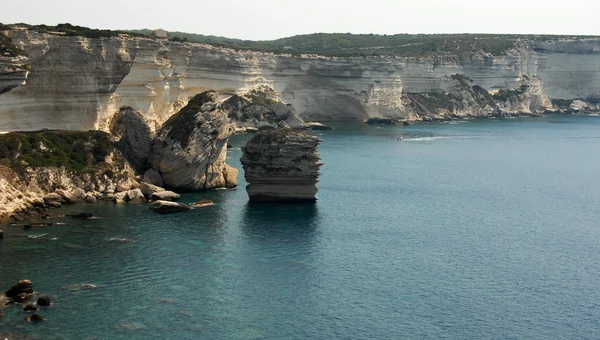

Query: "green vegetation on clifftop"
(130, 29), (598, 58)
(0, 130), (114, 172)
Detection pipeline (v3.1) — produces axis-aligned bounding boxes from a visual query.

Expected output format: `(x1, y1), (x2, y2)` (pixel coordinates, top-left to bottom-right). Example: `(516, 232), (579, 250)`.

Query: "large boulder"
(149, 200), (191, 214)
(139, 182), (165, 197)
(149, 191), (180, 201)
(109, 107), (154, 173)
(126, 189), (146, 203)
(148, 91), (237, 190)
(240, 130), (323, 202)
(56, 189), (78, 204)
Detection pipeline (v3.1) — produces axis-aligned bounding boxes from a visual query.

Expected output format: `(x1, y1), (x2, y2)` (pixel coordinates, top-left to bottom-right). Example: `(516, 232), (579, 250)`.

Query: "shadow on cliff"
(240, 202), (321, 243)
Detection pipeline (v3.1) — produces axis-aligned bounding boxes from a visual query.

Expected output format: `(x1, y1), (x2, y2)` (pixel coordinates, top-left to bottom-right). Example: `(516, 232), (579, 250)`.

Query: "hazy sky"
(1, 0), (598, 40)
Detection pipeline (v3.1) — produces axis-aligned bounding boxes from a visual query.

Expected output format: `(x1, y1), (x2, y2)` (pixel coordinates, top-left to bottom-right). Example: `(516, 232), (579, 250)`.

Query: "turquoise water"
(2, 116), (600, 339)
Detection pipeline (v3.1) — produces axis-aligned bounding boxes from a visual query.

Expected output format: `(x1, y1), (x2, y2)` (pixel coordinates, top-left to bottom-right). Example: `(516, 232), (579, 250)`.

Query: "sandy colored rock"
(149, 191), (180, 201)
(126, 189), (146, 203)
(149, 200), (191, 214)
(139, 182), (165, 197)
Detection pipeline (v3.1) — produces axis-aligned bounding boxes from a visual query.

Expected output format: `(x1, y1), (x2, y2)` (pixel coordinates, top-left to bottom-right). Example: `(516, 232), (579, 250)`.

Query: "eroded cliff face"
(147, 91), (238, 190)
(1, 28), (599, 132)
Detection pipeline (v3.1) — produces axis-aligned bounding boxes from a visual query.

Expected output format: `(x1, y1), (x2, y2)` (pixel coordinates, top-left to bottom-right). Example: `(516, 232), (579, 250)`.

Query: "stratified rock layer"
(240, 130), (322, 202)
(148, 91), (238, 190)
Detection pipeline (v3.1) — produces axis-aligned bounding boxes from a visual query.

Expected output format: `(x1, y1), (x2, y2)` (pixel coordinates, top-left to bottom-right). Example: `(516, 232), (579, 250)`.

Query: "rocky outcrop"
(1, 28), (599, 133)
(222, 85), (306, 129)
(109, 106), (154, 172)
(399, 74), (554, 121)
(240, 129), (323, 202)
(0, 130), (137, 218)
(148, 91), (238, 190)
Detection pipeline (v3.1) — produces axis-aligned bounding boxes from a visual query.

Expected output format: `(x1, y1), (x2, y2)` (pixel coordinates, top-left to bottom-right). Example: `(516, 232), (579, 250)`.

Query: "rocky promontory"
(240, 129), (323, 202)
(148, 91), (238, 190)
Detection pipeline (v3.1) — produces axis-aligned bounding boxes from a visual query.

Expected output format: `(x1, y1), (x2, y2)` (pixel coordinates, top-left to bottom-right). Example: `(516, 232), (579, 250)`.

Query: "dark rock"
(149, 200), (191, 214)
(13, 293), (33, 303)
(67, 213), (93, 220)
(403, 121), (411, 126)
(0, 229), (3, 239)
(366, 116), (396, 125)
(24, 314), (44, 323)
(23, 304), (37, 312)
(109, 107), (154, 173)
(6, 280), (34, 298)
(36, 296), (51, 307)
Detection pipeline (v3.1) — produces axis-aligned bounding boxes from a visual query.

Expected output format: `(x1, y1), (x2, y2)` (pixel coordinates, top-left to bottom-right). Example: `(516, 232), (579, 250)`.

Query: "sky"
(1, 0), (598, 40)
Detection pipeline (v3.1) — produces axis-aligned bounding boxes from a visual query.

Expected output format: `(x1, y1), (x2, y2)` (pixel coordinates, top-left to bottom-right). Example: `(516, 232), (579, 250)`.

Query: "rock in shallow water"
(149, 200), (191, 214)
(6, 280), (34, 298)
(240, 129), (323, 202)
(36, 296), (51, 307)
(149, 191), (180, 202)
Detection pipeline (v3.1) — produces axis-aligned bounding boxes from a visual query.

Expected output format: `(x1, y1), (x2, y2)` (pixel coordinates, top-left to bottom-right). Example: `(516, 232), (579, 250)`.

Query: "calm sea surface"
(2, 116), (600, 339)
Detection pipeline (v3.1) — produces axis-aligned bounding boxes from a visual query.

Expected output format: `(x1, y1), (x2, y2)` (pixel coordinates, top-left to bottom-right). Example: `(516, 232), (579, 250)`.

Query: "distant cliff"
(1, 25), (600, 132)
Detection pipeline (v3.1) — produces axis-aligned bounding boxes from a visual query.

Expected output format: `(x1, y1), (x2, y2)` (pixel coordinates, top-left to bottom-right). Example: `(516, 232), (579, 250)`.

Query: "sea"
(2, 116), (600, 339)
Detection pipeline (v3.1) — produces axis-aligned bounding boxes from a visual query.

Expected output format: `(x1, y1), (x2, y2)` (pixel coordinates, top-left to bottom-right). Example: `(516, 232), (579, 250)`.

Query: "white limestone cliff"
(1, 28), (600, 132)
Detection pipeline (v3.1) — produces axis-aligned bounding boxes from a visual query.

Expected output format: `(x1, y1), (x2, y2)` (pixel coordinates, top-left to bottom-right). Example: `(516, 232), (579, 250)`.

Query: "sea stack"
(240, 129), (323, 202)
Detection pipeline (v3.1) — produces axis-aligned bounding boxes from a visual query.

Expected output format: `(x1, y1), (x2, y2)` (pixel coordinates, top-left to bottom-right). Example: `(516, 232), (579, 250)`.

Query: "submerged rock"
(148, 91), (238, 190)
(67, 213), (94, 220)
(240, 130), (323, 202)
(149, 200), (191, 214)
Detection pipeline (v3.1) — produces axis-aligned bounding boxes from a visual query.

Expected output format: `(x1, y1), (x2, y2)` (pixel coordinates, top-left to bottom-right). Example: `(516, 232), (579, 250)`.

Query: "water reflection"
(241, 202), (320, 241)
